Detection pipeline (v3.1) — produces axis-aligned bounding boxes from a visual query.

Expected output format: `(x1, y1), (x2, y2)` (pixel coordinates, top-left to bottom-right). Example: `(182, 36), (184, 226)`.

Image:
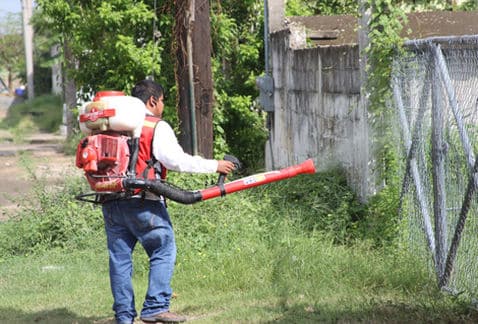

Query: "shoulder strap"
(142, 116), (166, 179)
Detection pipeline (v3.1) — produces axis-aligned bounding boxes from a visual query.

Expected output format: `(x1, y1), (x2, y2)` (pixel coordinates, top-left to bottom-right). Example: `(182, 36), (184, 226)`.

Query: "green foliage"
(0, 33), (23, 76)
(254, 169), (364, 244)
(0, 95), (62, 133)
(2, 215), (475, 323)
(0, 165), (387, 259)
(210, 0), (263, 96)
(0, 12), (24, 84)
(0, 163), (102, 258)
(7, 116), (38, 144)
(35, 0), (160, 93)
(62, 129), (85, 155)
(216, 92), (267, 171)
(28, 0), (407, 253)
(358, 180), (401, 246)
(167, 168), (397, 248)
(366, 0), (407, 116)
(286, 0), (358, 16)
(1, 166), (476, 321)
(459, 0), (478, 11)
(363, 0), (405, 231)
(210, 91), (230, 158)
(34, 0), (268, 168)
(398, 0), (452, 11)
(210, 0), (268, 168)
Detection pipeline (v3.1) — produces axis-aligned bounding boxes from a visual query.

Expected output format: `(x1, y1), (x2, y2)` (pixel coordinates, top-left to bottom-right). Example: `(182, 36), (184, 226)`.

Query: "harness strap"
(142, 159), (164, 178)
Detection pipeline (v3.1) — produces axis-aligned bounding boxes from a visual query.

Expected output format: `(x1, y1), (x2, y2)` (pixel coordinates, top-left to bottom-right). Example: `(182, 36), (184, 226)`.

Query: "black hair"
(131, 79), (164, 104)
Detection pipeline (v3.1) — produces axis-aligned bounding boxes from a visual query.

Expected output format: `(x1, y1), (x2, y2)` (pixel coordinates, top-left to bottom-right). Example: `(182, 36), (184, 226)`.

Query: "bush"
(252, 169), (365, 244)
(0, 94), (62, 133)
(0, 159), (400, 260)
(217, 92), (268, 172)
(357, 183), (401, 247)
(0, 169), (103, 258)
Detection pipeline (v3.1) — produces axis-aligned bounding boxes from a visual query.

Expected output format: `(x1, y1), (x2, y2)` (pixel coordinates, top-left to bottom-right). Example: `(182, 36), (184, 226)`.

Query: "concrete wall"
(266, 25), (370, 199)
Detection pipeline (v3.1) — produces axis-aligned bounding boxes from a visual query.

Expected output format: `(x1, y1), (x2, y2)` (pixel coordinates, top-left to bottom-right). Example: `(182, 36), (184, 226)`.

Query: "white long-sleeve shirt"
(148, 113), (218, 173)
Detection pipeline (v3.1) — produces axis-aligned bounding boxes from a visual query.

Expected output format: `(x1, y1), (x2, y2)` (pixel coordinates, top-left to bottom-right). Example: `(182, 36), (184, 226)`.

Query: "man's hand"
(217, 160), (236, 174)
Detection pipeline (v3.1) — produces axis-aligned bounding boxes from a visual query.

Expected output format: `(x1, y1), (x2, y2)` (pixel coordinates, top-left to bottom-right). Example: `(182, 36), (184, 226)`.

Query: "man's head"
(132, 79), (165, 117)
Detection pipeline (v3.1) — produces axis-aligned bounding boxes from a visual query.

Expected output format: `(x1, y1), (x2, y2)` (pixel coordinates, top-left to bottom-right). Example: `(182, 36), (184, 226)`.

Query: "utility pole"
(259, 0), (284, 170)
(63, 39), (76, 138)
(21, 0), (34, 99)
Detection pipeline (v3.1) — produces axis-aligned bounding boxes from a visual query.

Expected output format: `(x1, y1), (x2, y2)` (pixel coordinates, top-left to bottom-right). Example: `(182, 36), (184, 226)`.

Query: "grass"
(0, 249), (111, 323)
(0, 94), (63, 134)
(0, 239), (475, 323)
(1, 170), (478, 323)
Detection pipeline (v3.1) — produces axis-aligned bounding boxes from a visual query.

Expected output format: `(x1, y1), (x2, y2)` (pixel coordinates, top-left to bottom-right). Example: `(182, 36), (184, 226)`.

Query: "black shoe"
(140, 311), (187, 323)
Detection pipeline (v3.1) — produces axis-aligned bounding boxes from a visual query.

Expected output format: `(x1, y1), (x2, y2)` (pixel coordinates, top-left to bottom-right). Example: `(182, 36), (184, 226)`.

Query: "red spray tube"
(107, 159), (315, 204)
(200, 159), (316, 201)
(120, 159), (316, 205)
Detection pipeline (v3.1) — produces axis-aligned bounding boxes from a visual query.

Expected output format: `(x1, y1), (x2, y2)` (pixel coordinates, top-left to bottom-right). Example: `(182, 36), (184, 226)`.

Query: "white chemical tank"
(78, 91), (145, 138)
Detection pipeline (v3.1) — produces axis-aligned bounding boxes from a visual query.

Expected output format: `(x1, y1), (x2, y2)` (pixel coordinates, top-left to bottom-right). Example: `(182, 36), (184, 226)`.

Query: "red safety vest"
(136, 115), (167, 180)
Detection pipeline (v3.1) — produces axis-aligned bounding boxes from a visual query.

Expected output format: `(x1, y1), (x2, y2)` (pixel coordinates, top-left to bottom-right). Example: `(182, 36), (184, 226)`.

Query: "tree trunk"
(7, 67), (12, 94)
(174, 0), (214, 158)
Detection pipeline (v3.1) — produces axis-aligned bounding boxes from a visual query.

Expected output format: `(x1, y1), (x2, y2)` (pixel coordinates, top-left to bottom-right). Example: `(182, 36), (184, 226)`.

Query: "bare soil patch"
(0, 148), (78, 220)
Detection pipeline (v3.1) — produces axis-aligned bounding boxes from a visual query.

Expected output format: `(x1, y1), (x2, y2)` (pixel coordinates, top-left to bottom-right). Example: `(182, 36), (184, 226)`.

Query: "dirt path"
(0, 146), (77, 220)
(0, 96), (79, 220)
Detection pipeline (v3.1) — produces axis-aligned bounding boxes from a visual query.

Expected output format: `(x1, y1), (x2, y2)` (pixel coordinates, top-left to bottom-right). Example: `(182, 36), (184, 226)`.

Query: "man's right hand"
(216, 160), (236, 174)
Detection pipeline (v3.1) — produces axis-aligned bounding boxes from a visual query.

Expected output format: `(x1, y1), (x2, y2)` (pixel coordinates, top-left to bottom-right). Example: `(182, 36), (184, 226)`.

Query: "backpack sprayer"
(75, 91), (316, 204)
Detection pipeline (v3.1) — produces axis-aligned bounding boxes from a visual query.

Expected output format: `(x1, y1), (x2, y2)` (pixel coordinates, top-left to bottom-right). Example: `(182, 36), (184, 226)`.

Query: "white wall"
(266, 26), (371, 199)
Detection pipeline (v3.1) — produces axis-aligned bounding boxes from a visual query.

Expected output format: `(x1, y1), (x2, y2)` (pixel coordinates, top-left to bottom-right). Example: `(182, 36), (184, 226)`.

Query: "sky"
(0, 0), (22, 15)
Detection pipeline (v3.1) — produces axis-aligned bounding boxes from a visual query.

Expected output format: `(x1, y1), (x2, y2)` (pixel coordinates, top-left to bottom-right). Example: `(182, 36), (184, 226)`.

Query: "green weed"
(0, 94), (62, 132)
(0, 169), (477, 322)
(0, 157), (102, 257)
(8, 116), (39, 144)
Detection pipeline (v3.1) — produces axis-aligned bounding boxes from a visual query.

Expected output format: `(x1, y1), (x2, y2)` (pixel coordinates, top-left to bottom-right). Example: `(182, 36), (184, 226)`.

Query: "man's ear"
(148, 96), (157, 107)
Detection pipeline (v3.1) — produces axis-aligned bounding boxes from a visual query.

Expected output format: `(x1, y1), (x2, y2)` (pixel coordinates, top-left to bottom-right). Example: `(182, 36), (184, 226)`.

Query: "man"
(102, 79), (235, 324)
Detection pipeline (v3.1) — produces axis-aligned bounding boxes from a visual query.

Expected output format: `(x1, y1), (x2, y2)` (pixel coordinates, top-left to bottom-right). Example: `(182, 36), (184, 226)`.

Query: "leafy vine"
(365, 0), (407, 186)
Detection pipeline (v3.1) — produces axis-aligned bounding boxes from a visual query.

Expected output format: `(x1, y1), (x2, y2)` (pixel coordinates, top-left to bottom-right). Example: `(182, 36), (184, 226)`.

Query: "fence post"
(431, 43), (447, 282)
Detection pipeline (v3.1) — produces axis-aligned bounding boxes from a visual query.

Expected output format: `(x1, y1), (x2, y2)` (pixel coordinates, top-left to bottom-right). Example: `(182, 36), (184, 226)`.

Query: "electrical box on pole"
(256, 75), (274, 112)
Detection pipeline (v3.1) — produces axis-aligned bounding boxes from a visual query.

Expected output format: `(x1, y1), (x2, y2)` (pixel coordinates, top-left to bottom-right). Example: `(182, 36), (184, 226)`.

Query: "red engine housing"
(76, 133), (130, 192)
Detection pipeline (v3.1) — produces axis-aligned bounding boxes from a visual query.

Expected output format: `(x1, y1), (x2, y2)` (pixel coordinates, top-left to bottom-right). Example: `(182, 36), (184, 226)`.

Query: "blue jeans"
(102, 198), (177, 323)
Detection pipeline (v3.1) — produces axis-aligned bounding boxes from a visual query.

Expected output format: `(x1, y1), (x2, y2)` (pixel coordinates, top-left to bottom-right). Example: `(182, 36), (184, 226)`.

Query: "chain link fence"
(392, 35), (478, 297)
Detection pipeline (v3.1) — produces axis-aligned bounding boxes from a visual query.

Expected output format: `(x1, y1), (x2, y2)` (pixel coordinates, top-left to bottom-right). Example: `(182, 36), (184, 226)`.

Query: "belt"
(99, 191), (163, 203)
(131, 192), (163, 201)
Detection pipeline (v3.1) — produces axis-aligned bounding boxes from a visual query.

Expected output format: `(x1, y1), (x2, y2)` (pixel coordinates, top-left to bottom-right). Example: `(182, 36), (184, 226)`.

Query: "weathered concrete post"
(357, 0), (371, 201)
(268, 0), (285, 32)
